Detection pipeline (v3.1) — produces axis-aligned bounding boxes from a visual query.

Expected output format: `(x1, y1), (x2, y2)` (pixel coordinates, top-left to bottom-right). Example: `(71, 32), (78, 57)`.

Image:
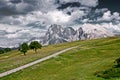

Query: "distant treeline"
(0, 41), (42, 55)
(0, 48), (12, 54)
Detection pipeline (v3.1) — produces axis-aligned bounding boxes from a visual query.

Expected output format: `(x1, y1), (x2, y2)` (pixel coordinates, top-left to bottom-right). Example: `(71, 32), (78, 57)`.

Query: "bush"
(115, 57), (120, 67)
(95, 57), (120, 79)
(0, 49), (4, 54)
(4, 48), (12, 53)
(95, 68), (120, 79)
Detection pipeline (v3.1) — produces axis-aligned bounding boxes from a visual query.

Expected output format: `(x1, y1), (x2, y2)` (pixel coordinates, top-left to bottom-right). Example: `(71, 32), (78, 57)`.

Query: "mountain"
(43, 24), (114, 45)
(43, 24), (66, 45)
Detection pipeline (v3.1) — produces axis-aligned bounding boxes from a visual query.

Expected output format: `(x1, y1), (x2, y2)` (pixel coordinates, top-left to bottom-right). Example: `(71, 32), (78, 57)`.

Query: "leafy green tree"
(19, 43), (29, 55)
(29, 41), (42, 53)
(4, 48), (11, 53)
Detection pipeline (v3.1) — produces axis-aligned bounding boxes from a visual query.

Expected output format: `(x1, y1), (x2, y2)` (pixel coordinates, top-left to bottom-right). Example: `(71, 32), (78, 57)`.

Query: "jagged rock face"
(43, 24), (66, 45)
(43, 24), (86, 45)
(43, 24), (114, 45)
(63, 27), (76, 41)
(75, 27), (87, 40)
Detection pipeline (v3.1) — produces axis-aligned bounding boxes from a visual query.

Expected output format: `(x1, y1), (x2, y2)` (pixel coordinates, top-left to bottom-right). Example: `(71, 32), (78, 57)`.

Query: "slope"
(1, 36), (120, 80)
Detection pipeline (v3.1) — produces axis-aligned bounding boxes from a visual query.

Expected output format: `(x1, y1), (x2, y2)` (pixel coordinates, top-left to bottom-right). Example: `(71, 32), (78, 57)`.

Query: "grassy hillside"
(0, 36), (120, 80)
(0, 39), (85, 73)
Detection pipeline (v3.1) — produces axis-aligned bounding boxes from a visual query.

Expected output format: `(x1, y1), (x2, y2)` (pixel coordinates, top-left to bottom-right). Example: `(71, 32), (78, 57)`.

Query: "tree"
(0, 49), (4, 54)
(29, 41), (42, 53)
(4, 48), (11, 53)
(19, 43), (29, 55)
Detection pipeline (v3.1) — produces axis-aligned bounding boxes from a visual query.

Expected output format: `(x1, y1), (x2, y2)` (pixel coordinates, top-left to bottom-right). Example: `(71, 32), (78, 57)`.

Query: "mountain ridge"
(43, 24), (114, 45)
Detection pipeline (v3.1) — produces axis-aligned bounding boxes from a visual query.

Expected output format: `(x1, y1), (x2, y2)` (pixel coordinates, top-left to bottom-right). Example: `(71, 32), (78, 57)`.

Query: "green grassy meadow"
(0, 40), (84, 73)
(0, 36), (120, 80)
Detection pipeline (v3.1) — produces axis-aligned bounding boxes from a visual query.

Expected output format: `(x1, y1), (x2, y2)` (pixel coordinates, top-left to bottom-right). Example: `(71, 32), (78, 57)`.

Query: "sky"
(97, 0), (120, 12)
(0, 0), (120, 48)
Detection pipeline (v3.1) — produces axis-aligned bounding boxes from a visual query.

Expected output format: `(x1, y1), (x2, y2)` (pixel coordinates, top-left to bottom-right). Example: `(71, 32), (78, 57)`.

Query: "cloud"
(0, 8), (87, 26)
(112, 12), (120, 19)
(97, 11), (120, 22)
(79, 0), (98, 7)
(0, 0), (120, 48)
(46, 10), (71, 24)
(100, 11), (112, 21)
(59, 0), (98, 7)
(0, 0), (34, 15)
(0, 0), (98, 16)
(0, 24), (46, 48)
(0, 0), (99, 26)
(72, 22), (120, 36)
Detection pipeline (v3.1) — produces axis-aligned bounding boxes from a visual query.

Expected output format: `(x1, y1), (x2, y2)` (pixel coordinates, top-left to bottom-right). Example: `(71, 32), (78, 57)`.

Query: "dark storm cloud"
(0, 0), (99, 16)
(10, 0), (22, 4)
(1, 0), (119, 16)
(0, 0), (37, 16)
(57, 2), (81, 9)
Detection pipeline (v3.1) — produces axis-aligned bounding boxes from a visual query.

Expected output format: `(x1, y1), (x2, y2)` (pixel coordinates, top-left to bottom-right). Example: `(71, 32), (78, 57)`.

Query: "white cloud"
(101, 11), (112, 21)
(46, 10), (71, 24)
(0, 23), (46, 47)
(112, 12), (120, 19)
(82, 19), (89, 23)
(0, 0), (99, 26)
(2, 9), (86, 26)
(97, 11), (120, 22)
(71, 10), (85, 19)
(0, 24), (23, 32)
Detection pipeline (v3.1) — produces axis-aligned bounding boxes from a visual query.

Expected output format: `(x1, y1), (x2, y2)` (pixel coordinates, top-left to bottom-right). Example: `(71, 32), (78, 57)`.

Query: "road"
(0, 46), (78, 78)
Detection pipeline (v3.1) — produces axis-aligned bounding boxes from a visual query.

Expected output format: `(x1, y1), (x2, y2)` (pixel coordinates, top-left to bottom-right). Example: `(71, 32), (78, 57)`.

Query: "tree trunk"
(35, 49), (37, 53)
(24, 52), (26, 56)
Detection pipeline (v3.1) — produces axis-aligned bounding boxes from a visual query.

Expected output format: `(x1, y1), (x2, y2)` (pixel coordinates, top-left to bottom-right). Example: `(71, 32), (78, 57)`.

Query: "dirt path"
(0, 46), (78, 78)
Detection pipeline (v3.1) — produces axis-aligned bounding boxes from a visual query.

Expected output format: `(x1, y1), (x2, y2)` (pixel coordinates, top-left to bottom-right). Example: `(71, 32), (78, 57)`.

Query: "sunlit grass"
(0, 36), (120, 80)
(0, 39), (86, 73)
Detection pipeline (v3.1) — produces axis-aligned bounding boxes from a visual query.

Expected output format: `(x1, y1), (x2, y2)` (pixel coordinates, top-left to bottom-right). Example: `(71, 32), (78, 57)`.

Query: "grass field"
(0, 36), (120, 80)
(0, 40), (85, 73)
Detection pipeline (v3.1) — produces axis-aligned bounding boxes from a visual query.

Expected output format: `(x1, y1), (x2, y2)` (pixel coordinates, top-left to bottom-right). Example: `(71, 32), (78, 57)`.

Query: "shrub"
(0, 49), (4, 54)
(95, 57), (120, 79)
(4, 48), (12, 53)
(115, 57), (120, 67)
(95, 68), (120, 79)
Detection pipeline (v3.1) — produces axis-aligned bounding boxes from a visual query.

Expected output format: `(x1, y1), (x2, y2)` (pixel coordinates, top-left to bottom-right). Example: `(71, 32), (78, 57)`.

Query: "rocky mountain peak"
(43, 24), (85, 45)
(42, 24), (114, 45)
(48, 24), (64, 34)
